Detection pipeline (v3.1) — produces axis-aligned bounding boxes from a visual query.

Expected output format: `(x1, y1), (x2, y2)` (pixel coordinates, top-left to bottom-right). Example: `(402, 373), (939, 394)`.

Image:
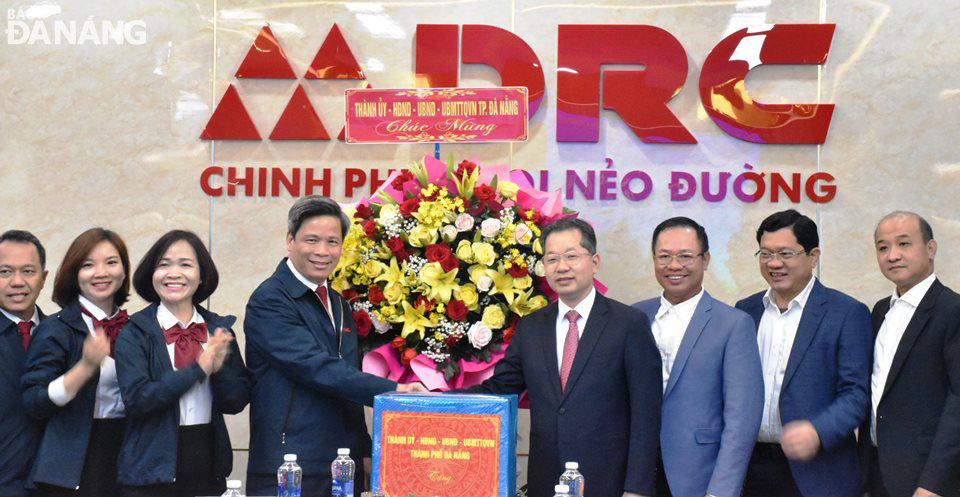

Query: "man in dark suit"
(634, 217), (763, 497)
(0, 230), (48, 497)
(736, 210), (872, 497)
(465, 217), (662, 497)
(862, 211), (960, 497)
(244, 196), (426, 496)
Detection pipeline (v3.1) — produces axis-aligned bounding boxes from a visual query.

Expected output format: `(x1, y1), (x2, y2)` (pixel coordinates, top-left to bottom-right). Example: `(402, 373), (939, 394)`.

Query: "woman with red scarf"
(113, 230), (250, 497)
(21, 228), (133, 496)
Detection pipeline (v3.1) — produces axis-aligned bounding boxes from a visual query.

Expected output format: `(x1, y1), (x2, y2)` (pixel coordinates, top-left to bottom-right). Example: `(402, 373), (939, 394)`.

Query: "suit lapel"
(881, 279), (941, 400)
(664, 292), (712, 399)
(782, 280), (826, 391)
(561, 295), (608, 402)
(539, 302), (563, 399)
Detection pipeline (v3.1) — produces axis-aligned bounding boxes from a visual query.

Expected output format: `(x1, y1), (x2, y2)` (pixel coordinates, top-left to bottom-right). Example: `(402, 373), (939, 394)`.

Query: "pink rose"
(467, 321), (493, 349)
(455, 213), (475, 232)
(480, 218), (501, 238)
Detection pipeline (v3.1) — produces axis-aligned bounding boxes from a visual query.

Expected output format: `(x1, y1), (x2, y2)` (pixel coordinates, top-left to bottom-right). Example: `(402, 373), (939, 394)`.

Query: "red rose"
(341, 289), (360, 302)
(439, 254), (459, 272)
(391, 170), (414, 190)
(353, 310), (372, 337)
(503, 326), (515, 343)
(400, 347), (418, 366)
(399, 197), (420, 218)
(386, 236), (405, 254)
(394, 249), (412, 262)
(474, 184), (496, 203)
(354, 204), (373, 220)
(391, 336), (406, 350)
(424, 244), (452, 263)
(446, 299), (468, 321)
(414, 295), (434, 313)
(420, 187), (440, 202)
(455, 160), (477, 178)
(445, 334), (461, 347)
(506, 263), (528, 278)
(367, 285), (385, 305)
(362, 220), (377, 238)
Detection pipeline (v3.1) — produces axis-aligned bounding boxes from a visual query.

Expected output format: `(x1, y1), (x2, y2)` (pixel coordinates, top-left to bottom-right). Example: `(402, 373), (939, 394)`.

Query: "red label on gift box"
(344, 87), (528, 143)
(379, 411), (501, 497)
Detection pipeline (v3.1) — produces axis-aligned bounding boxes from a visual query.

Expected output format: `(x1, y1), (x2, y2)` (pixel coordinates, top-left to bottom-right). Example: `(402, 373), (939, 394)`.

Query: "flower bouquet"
(331, 155), (570, 390)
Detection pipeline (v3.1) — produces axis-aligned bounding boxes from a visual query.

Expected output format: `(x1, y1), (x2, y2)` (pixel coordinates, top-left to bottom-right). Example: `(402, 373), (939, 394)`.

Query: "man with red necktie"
(244, 196), (427, 497)
(0, 230), (48, 497)
(462, 218), (663, 497)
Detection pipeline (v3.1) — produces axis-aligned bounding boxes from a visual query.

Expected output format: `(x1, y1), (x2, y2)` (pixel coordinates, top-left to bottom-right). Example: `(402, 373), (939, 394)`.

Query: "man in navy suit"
(0, 230), (48, 497)
(634, 217), (763, 497)
(861, 212), (960, 497)
(465, 217), (662, 497)
(244, 196), (426, 496)
(736, 209), (872, 497)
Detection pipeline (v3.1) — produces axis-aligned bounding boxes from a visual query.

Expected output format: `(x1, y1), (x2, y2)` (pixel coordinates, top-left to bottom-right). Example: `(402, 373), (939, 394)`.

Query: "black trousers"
(742, 442), (804, 497)
(34, 418), (126, 497)
(119, 424), (224, 497)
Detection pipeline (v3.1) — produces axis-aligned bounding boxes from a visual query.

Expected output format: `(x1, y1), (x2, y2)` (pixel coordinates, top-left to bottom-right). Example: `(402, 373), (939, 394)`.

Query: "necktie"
(17, 321), (32, 350)
(560, 310), (580, 391)
(316, 285), (330, 314)
(163, 322), (208, 369)
(81, 307), (129, 357)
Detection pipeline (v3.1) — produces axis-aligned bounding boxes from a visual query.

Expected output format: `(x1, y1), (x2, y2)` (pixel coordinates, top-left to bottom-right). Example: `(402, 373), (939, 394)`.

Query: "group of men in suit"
(2, 199), (958, 497)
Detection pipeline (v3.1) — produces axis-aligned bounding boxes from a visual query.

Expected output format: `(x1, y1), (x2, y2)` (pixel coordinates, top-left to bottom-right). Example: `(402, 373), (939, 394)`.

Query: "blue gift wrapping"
(372, 393), (517, 497)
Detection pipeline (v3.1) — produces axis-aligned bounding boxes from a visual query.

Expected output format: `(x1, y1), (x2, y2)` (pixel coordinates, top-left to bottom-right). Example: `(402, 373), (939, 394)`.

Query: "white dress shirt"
(756, 276), (817, 443)
(157, 303), (212, 426)
(652, 287), (704, 393)
(286, 258), (335, 324)
(870, 272), (936, 445)
(555, 287), (596, 369)
(0, 306), (39, 330)
(47, 296), (126, 418)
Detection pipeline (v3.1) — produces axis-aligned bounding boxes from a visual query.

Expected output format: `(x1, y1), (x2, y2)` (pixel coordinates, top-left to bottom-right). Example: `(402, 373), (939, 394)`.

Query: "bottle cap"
(555, 484), (570, 493)
(337, 448), (351, 456)
(226, 480), (241, 489)
(564, 461), (579, 469)
(284, 454), (297, 462)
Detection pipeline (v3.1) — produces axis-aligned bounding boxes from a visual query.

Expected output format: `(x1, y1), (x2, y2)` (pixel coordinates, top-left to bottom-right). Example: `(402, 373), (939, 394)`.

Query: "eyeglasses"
(543, 251), (592, 267)
(655, 252), (704, 267)
(755, 249), (806, 262)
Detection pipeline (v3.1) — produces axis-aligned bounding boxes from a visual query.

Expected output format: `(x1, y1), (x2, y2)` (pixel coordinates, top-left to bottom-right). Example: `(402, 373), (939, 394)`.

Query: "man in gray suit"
(634, 217), (764, 497)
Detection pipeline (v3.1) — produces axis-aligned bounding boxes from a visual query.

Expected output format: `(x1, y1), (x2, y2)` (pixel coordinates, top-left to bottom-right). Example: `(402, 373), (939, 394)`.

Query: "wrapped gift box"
(371, 393), (517, 497)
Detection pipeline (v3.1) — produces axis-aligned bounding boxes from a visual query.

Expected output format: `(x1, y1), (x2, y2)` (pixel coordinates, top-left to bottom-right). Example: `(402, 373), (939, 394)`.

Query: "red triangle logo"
(200, 85), (261, 140)
(270, 85), (331, 140)
(235, 25), (296, 79)
(305, 23), (365, 79)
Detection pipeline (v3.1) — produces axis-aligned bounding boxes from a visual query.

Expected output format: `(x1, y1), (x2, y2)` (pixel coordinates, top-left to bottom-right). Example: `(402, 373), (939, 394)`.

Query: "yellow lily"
(509, 287), (549, 316)
(400, 300), (432, 339)
(420, 262), (460, 303)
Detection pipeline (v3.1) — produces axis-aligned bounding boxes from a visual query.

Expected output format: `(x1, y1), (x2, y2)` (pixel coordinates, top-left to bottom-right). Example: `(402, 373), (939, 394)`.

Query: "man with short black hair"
(861, 211), (960, 497)
(464, 217), (662, 497)
(737, 209), (872, 497)
(0, 229), (48, 497)
(244, 195), (426, 496)
(634, 217), (763, 497)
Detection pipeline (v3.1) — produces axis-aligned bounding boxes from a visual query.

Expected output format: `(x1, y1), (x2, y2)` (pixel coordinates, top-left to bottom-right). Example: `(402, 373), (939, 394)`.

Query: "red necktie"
(316, 285), (330, 315)
(163, 322), (208, 369)
(560, 310), (580, 391)
(17, 321), (32, 350)
(81, 307), (129, 357)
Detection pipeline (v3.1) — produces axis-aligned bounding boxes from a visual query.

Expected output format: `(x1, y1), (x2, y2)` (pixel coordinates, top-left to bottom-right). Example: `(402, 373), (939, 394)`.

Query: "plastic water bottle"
(221, 479), (243, 497)
(553, 484), (570, 497)
(277, 453), (302, 497)
(559, 462), (584, 497)
(331, 448), (356, 497)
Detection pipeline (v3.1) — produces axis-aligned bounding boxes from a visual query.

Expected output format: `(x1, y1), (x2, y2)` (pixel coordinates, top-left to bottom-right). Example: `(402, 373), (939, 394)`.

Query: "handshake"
(396, 382), (431, 393)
